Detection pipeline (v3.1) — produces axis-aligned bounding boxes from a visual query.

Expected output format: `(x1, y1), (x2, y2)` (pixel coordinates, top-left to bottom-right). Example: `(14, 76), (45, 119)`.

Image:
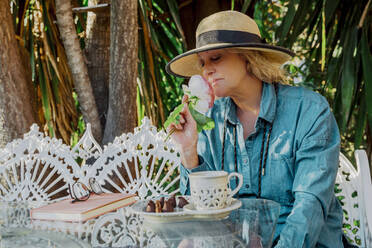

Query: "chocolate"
(159, 197), (165, 207)
(168, 194), (177, 208)
(146, 200), (155, 212)
(155, 200), (162, 213)
(162, 200), (174, 212)
(178, 196), (189, 208)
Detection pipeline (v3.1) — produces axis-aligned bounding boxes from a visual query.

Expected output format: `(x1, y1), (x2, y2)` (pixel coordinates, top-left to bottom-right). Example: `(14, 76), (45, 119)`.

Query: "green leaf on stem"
(164, 103), (184, 129)
(189, 106), (215, 132)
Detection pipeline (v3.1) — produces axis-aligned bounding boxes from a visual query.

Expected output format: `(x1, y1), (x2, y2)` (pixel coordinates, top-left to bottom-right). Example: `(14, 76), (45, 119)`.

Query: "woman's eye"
(210, 55), (221, 61)
(198, 55), (220, 67)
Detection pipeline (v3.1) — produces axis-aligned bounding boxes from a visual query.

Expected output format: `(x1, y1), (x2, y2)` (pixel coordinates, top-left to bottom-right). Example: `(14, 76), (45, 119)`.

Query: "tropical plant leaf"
(321, 0), (326, 72)
(354, 96), (367, 149)
(166, 0), (186, 47)
(324, 0), (339, 26)
(361, 28), (372, 135)
(241, 0), (252, 13)
(339, 26), (357, 132)
(277, 0), (297, 45)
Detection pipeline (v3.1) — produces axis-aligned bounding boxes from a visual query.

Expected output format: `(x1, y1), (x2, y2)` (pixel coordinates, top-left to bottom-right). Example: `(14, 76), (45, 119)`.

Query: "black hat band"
(196, 30), (263, 48)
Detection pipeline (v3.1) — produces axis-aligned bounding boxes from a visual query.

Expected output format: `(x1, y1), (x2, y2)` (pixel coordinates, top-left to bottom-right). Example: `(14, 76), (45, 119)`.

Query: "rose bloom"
(183, 75), (215, 114)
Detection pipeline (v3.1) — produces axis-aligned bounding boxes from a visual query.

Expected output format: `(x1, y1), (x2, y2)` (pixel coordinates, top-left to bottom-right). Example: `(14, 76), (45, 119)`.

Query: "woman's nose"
(202, 62), (215, 78)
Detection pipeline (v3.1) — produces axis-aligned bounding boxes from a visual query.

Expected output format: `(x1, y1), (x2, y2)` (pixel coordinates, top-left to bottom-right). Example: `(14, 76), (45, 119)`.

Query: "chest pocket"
(266, 155), (295, 204)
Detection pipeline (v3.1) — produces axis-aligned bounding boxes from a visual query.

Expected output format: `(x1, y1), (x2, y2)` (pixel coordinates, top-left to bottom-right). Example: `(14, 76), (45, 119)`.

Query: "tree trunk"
(55, 0), (102, 142)
(85, 0), (110, 133)
(102, 0), (137, 144)
(0, 0), (37, 148)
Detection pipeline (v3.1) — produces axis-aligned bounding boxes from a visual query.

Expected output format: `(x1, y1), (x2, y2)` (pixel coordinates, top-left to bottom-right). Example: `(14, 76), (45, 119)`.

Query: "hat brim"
(166, 43), (295, 78)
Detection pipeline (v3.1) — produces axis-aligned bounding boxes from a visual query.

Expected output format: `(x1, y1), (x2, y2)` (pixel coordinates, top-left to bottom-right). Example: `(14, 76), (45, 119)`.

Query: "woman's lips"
(211, 78), (222, 86)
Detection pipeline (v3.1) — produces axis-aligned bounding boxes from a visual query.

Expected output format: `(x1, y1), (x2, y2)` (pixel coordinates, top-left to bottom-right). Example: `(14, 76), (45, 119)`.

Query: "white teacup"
(189, 171), (243, 210)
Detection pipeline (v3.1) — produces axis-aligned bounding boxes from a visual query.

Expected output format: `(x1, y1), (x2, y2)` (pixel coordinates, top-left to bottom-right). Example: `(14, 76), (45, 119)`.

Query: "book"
(30, 193), (137, 222)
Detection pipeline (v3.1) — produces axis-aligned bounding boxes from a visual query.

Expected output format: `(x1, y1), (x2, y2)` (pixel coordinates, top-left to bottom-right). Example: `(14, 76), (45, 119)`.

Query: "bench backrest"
(336, 150), (372, 247)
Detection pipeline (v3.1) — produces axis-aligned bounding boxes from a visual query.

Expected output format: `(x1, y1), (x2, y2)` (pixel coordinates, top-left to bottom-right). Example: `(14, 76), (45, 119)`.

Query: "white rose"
(194, 99), (210, 114)
(189, 75), (210, 99)
(187, 75), (215, 113)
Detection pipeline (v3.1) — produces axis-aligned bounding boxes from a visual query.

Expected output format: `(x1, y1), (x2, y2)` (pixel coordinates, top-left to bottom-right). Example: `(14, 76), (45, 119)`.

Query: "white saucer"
(183, 199), (242, 220)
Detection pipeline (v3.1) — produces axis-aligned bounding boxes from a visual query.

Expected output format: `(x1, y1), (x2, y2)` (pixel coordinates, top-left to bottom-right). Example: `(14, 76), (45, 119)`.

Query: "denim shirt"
(179, 82), (344, 247)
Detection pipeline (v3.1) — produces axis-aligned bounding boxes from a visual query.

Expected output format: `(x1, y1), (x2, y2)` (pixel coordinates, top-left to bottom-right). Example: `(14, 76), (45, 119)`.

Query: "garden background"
(0, 0), (371, 165)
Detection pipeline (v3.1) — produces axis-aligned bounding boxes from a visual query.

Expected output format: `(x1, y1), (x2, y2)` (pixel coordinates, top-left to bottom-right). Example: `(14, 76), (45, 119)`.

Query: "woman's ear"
(245, 59), (253, 75)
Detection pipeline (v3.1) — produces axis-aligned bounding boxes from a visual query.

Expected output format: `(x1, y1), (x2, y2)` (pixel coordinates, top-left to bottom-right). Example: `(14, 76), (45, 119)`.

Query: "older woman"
(166, 11), (344, 247)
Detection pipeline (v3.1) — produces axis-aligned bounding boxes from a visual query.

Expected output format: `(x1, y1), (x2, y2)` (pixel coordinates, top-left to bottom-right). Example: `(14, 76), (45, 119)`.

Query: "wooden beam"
(72, 3), (110, 13)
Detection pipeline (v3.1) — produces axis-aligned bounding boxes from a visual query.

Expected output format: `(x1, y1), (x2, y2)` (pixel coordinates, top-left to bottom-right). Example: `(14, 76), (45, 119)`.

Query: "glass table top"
(0, 198), (280, 248)
(133, 198), (281, 248)
(0, 228), (90, 248)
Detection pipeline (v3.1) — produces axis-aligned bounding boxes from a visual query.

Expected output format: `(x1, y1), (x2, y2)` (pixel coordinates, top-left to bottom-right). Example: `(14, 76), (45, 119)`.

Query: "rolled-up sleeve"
(275, 100), (341, 247)
(179, 130), (215, 195)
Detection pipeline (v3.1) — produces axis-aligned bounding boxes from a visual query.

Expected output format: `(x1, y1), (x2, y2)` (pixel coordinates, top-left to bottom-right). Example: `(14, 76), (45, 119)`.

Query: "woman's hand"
(168, 95), (197, 148)
(167, 95), (199, 168)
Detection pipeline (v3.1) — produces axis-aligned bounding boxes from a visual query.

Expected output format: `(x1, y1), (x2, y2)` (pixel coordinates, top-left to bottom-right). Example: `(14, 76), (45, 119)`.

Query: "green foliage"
(137, 0), (186, 128)
(254, 0), (372, 159)
(11, 0), (371, 161)
(361, 29), (372, 143)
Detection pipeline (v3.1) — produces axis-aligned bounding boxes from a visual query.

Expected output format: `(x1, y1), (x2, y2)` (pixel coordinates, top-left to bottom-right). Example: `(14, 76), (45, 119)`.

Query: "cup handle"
(227, 172), (243, 198)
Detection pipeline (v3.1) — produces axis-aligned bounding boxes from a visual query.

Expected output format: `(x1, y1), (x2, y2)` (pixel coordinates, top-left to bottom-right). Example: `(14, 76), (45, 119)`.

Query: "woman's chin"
(212, 87), (223, 98)
(214, 91), (227, 98)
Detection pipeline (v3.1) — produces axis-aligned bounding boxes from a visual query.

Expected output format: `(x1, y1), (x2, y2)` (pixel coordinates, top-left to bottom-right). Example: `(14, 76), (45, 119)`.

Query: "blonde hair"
(228, 48), (289, 84)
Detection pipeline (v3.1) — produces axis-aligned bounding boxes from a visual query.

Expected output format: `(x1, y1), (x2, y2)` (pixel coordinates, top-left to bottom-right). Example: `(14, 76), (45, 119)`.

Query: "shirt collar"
(225, 82), (277, 125)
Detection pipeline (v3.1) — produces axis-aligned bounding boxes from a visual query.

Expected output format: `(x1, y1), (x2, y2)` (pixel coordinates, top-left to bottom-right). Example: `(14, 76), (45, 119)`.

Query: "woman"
(166, 11), (344, 247)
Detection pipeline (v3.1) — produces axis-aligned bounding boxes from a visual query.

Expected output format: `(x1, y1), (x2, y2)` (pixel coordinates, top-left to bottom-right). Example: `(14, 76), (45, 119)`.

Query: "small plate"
(130, 196), (241, 223)
(130, 196), (194, 223)
(183, 199), (242, 220)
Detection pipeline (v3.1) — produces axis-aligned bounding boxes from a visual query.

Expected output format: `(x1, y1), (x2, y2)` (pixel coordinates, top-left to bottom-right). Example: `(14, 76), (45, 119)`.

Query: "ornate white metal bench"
(0, 124), (79, 230)
(0, 117), (180, 247)
(336, 150), (372, 247)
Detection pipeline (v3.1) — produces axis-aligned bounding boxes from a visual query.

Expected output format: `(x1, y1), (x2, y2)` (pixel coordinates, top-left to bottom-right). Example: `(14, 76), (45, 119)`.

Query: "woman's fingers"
(168, 121), (183, 131)
(166, 94), (194, 136)
(179, 114), (185, 124)
(182, 104), (195, 124)
(175, 123), (183, 130)
(167, 123), (175, 133)
(180, 99), (193, 121)
(182, 94), (189, 103)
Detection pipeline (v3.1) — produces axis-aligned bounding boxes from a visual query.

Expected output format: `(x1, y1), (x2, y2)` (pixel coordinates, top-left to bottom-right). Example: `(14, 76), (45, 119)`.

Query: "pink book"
(30, 193), (137, 222)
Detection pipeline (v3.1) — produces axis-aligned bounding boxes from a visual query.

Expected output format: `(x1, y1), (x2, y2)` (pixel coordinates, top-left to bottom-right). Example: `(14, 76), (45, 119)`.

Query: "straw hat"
(166, 10), (295, 78)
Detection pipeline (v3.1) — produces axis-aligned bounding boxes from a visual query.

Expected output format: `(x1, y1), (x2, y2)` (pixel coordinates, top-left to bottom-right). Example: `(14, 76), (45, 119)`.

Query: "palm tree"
(6, 0), (80, 144)
(55, 0), (102, 142)
(102, 0), (138, 144)
(0, 0), (37, 147)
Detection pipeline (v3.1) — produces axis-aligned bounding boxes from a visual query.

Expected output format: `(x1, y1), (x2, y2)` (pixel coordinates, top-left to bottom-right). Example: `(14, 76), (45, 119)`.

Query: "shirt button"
(245, 184), (250, 188)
